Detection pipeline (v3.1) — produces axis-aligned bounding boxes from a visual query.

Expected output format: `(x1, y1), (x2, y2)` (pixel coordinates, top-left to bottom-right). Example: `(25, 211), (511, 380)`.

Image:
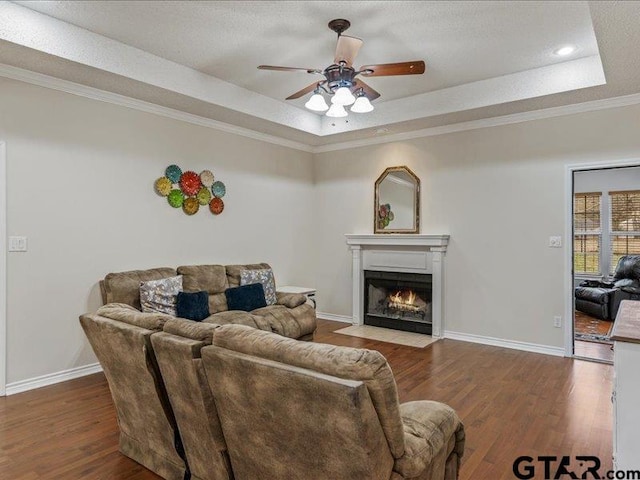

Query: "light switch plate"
(8, 236), (27, 252)
(549, 236), (562, 248)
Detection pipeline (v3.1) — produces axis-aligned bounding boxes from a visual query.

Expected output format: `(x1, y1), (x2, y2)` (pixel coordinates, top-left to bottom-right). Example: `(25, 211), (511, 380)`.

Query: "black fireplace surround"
(364, 270), (433, 334)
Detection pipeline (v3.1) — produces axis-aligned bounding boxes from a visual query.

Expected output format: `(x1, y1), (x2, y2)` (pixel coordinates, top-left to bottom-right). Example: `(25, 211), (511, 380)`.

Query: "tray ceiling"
(1, 1), (638, 146)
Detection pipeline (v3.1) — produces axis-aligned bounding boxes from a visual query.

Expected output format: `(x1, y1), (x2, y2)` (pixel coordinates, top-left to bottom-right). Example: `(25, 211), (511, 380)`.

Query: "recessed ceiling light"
(554, 45), (576, 57)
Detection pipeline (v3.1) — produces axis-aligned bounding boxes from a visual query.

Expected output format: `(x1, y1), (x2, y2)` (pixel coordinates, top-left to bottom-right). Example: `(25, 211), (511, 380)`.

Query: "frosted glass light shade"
(331, 87), (356, 106)
(305, 93), (329, 112)
(351, 96), (374, 113)
(326, 103), (348, 117)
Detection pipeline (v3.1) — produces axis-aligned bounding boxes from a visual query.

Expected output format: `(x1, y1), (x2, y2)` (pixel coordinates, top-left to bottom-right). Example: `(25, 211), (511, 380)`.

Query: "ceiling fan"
(258, 19), (425, 117)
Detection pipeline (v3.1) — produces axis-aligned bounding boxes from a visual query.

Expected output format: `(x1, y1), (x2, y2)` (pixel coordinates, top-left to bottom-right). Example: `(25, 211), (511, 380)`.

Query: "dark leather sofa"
(575, 255), (640, 321)
(575, 285), (616, 320)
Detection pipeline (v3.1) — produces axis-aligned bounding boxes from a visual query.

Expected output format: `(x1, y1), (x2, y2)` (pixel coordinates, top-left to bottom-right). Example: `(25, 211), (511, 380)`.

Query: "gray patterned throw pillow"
(140, 275), (183, 315)
(240, 268), (276, 305)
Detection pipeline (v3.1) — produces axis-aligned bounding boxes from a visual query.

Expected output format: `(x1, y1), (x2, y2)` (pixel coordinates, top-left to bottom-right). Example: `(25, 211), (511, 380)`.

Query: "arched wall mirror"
(374, 166), (420, 234)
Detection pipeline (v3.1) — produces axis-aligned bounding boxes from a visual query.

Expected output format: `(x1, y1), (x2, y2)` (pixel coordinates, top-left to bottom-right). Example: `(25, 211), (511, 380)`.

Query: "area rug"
(574, 311), (614, 344)
(335, 325), (436, 348)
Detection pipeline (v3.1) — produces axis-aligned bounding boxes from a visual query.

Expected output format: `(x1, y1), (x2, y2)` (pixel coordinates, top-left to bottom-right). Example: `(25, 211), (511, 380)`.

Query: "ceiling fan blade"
(286, 82), (320, 100)
(258, 65), (322, 74)
(359, 61), (426, 77)
(352, 79), (381, 101)
(334, 35), (363, 66)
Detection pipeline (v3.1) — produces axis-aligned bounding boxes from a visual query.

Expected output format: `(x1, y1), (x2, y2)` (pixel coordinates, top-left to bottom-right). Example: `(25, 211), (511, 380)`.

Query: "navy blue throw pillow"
(176, 291), (210, 322)
(225, 283), (267, 312)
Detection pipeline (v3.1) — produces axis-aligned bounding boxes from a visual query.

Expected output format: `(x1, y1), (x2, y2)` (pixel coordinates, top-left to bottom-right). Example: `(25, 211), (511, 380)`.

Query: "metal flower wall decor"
(154, 165), (226, 216)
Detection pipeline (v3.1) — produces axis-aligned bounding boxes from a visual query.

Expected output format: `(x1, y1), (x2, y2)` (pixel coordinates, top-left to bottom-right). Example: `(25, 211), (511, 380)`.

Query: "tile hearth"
(335, 325), (436, 348)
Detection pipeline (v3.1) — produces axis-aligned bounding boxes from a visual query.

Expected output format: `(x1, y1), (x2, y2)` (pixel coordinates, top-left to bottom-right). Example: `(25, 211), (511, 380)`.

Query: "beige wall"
(0, 78), (315, 384)
(3, 74), (640, 385)
(314, 104), (640, 347)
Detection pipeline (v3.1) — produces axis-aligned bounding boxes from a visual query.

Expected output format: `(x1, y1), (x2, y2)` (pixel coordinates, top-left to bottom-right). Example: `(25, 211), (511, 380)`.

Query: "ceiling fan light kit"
(258, 19), (426, 118)
(305, 92), (329, 112)
(351, 94), (374, 113)
(326, 103), (348, 118)
(331, 86), (356, 106)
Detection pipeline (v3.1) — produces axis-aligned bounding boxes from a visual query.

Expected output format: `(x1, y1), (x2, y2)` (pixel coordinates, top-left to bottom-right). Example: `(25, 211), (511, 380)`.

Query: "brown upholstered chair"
(202, 324), (465, 480)
(150, 320), (233, 480)
(80, 305), (187, 480)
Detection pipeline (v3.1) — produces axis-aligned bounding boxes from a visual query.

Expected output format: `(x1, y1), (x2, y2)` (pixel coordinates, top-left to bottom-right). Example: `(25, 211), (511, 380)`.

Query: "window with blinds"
(610, 190), (640, 274)
(574, 192), (601, 275)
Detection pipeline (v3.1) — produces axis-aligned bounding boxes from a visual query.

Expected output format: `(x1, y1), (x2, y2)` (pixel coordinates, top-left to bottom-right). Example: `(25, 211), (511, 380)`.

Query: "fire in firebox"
(387, 289), (429, 318)
(368, 284), (431, 322)
(364, 270), (433, 333)
(388, 290), (420, 312)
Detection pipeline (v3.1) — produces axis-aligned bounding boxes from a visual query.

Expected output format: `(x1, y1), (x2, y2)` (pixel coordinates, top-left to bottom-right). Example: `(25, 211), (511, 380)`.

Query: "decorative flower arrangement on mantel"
(154, 165), (226, 216)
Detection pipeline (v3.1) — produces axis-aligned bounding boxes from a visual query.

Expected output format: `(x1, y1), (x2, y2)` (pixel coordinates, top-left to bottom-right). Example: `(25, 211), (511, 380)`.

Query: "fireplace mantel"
(345, 234), (449, 249)
(345, 234), (449, 338)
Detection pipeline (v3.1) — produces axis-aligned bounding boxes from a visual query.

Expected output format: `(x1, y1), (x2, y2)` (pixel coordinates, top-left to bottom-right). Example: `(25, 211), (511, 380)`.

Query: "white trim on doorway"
(564, 158), (640, 357)
(0, 142), (6, 396)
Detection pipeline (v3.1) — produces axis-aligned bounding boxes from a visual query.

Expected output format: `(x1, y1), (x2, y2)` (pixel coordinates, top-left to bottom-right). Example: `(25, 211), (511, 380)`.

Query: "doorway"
(0, 141), (5, 395)
(570, 165), (640, 362)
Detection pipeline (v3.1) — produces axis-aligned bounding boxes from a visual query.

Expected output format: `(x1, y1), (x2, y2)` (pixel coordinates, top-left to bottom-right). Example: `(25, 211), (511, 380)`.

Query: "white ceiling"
(1, 1), (638, 146)
(11, 0), (600, 103)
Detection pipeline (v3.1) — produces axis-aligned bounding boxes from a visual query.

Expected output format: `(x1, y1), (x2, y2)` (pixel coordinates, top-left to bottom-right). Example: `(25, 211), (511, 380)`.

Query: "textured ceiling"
(1, 1), (638, 146)
(13, 0), (599, 104)
(314, 1), (640, 145)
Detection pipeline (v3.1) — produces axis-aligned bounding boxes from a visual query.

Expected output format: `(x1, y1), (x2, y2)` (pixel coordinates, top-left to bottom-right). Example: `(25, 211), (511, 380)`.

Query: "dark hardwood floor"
(574, 311), (614, 362)
(0, 319), (613, 479)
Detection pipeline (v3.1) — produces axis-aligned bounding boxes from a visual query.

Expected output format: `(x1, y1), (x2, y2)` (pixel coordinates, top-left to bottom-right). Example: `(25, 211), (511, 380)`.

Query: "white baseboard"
(444, 330), (565, 357)
(2, 329), (563, 396)
(315, 316), (564, 357)
(316, 312), (354, 324)
(5, 362), (103, 396)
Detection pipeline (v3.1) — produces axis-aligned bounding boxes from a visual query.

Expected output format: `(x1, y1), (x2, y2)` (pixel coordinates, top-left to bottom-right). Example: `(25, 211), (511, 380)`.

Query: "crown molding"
(320, 55), (605, 135)
(1, 2), (606, 140)
(311, 92), (640, 153)
(0, 63), (314, 153)
(2, 62), (640, 156)
(0, 2), (321, 136)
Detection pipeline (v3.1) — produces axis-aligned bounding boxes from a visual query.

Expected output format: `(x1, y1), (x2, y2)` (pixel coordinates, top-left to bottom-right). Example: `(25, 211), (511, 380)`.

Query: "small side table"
(277, 286), (316, 308)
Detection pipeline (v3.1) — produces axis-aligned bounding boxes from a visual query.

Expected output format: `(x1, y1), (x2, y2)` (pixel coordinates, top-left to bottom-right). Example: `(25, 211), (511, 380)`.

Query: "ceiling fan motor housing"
(324, 64), (356, 91)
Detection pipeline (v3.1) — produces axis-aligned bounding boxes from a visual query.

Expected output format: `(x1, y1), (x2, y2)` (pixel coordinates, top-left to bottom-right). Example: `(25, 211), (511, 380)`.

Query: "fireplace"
(345, 234), (448, 338)
(364, 270), (433, 334)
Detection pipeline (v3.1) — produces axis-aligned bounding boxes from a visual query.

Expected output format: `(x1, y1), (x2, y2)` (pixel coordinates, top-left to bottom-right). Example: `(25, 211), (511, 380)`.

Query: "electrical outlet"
(549, 236), (562, 248)
(553, 316), (562, 328)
